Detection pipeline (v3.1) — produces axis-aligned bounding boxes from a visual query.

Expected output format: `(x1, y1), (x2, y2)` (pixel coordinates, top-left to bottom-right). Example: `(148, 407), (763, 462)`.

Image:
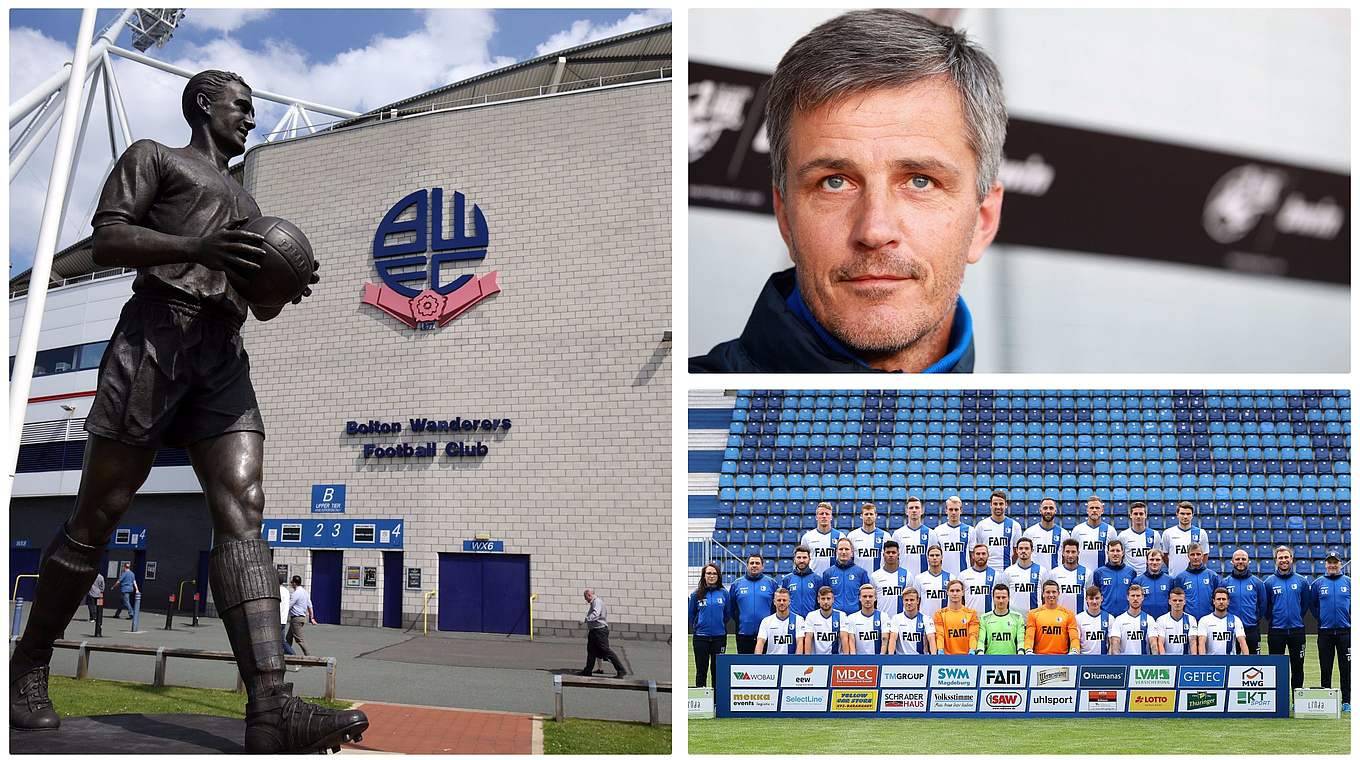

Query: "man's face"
(1086, 501), (1103, 523)
(883, 545), (899, 569)
(1326, 557), (1341, 575)
(1086, 593), (1102, 614)
(1062, 544), (1079, 568)
(861, 506), (876, 530)
(1177, 506), (1193, 527)
(818, 591), (834, 611)
(907, 500), (922, 522)
(774, 592), (790, 615)
(1042, 585), (1058, 607)
(583, 590), (593, 602)
(1017, 541), (1031, 563)
(203, 80), (255, 157)
(1127, 587), (1143, 611)
(1232, 551), (1250, 572)
(1188, 547), (1205, 569)
(1108, 543), (1124, 565)
(992, 588), (1008, 614)
(1040, 500), (1056, 523)
(860, 586), (876, 612)
(794, 551), (810, 572)
(990, 496), (1006, 519)
(904, 593), (919, 616)
(947, 583), (963, 605)
(946, 500), (961, 524)
(1130, 508), (1146, 530)
(836, 541), (853, 563)
(1147, 552), (1164, 574)
(927, 547), (942, 571)
(816, 506), (832, 529)
(971, 545), (989, 570)
(1169, 593), (1185, 615)
(1213, 593), (1229, 613)
(1275, 550), (1292, 573)
(773, 80), (1002, 367)
(747, 556), (763, 576)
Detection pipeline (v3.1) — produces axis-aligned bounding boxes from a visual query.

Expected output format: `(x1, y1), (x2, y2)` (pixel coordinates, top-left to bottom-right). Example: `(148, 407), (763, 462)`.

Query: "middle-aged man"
(1092, 540), (1138, 617)
(1310, 551), (1350, 713)
(823, 538), (870, 614)
(111, 562), (138, 619)
(1221, 549), (1268, 654)
(730, 554), (776, 653)
(581, 589), (628, 677)
(1172, 543), (1222, 621)
(1263, 545), (1310, 690)
(690, 9), (1005, 373)
(779, 546), (824, 619)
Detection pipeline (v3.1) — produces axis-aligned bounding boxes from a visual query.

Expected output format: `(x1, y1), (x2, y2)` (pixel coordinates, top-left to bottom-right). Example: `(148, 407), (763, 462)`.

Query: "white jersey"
(958, 565), (998, 616)
(847, 527), (888, 575)
(890, 523), (936, 576)
(1075, 609), (1114, 655)
(1003, 562), (1044, 616)
(970, 516), (1022, 570)
(888, 611), (935, 655)
(1042, 563), (1091, 615)
(803, 609), (842, 655)
(1023, 522), (1069, 571)
(1196, 612), (1245, 655)
(843, 609), (887, 655)
(1161, 524), (1211, 578)
(1111, 610), (1155, 654)
(1070, 521), (1116, 577)
(932, 522), (973, 574)
(871, 566), (911, 616)
(911, 570), (951, 620)
(1117, 527), (1162, 575)
(1155, 612), (1198, 655)
(800, 528), (845, 575)
(757, 613), (805, 654)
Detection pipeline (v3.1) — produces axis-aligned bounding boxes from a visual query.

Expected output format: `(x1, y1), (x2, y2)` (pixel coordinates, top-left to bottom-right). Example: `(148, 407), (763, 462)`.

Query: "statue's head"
(182, 70), (254, 157)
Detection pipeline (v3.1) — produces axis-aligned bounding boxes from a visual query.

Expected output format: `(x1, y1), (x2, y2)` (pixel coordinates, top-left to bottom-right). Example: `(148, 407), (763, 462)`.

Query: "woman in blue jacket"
(689, 563), (729, 687)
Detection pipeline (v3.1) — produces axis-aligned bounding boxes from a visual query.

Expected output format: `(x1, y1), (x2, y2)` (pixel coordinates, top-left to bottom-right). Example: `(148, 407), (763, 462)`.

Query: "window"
(10, 340), (109, 378)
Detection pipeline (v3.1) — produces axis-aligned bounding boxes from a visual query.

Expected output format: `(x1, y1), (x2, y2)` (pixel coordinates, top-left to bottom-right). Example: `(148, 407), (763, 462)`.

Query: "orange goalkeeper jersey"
(1026, 605), (1080, 654)
(933, 607), (980, 654)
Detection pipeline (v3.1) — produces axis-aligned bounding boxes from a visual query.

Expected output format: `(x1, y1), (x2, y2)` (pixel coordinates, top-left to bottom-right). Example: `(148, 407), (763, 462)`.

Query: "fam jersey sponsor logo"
(1077, 665), (1127, 688)
(1129, 665), (1178, 688)
(780, 665), (828, 688)
(1177, 666), (1227, 689)
(830, 689), (877, 712)
(1179, 690), (1226, 712)
(981, 665), (1027, 687)
(730, 664), (779, 685)
(1028, 690), (1078, 712)
(1029, 665), (1077, 688)
(1228, 689), (1277, 713)
(830, 665), (878, 688)
(880, 665), (929, 685)
(729, 689), (778, 711)
(1128, 690), (1177, 712)
(879, 690), (929, 712)
(1229, 665), (1277, 688)
(1079, 689), (1127, 712)
(930, 665), (978, 688)
(980, 690), (1026, 713)
(779, 690), (828, 712)
(929, 689), (978, 712)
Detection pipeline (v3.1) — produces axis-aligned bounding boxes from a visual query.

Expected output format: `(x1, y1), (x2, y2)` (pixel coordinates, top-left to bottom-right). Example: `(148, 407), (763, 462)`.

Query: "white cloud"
(534, 9), (671, 57)
(180, 9), (273, 34)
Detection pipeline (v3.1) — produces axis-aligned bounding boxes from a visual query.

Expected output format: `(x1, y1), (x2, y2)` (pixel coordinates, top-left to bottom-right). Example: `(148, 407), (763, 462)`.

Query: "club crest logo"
(362, 187), (501, 329)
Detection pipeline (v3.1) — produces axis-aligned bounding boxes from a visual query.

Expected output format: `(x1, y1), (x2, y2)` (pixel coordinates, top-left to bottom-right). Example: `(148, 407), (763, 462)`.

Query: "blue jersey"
(1172, 566), (1222, 620)
(1093, 563), (1138, 616)
(779, 568), (823, 619)
(1133, 571), (1174, 620)
(1263, 571), (1311, 630)
(822, 561), (871, 614)
(729, 574), (776, 636)
(689, 588), (730, 636)
(1221, 572), (1268, 628)
(1310, 574), (1351, 629)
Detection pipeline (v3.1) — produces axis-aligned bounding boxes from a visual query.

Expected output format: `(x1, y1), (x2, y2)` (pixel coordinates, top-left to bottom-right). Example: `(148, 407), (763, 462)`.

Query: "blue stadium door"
(437, 553), (530, 635)
(311, 551), (342, 625)
(382, 551), (402, 628)
(10, 548), (40, 600)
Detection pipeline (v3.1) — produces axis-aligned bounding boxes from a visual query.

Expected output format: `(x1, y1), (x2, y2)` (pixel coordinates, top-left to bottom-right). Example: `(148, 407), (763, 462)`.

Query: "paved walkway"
(343, 702), (540, 755)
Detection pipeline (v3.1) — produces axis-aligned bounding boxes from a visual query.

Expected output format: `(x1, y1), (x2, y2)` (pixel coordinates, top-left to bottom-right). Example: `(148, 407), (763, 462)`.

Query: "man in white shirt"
(1003, 537), (1043, 616)
(1022, 496), (1069, 572)
(1108, 584), (1154, 655)
(800, 502), (845, 574)
(841, 584), (887, 655)
(1041, 539), (1089, 614)
(1195, 587), (1248, 655)
(1117, 501), (1162, 575)
(970, 489), (1021, 570)
(958, 544), (997, 615)
(1074, 586), (1113, 654)
(755, 588), (806, 654)
(886, 587), (936, 655)
(911, 545), (950, 620)
(871, 541), (911, 616)
(802, 586), (842, 655)
(277, 570), (297, 664)
(1153, 587), (1197, 655)
(1070, 495), (1115, 577)
(847, 502), (888, 574)
(1162, 500), (1211, 578)
(891, 496), (937, 576)
(932, 495), (972, 574)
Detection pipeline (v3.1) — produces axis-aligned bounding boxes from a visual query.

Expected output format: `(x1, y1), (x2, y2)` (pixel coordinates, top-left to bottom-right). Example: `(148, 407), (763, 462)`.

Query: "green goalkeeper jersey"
(977, 610), (1026, 654)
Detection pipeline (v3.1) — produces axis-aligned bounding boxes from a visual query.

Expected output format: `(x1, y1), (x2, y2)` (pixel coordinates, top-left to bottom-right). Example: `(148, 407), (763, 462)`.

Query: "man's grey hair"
(766, 9), (1006, 202)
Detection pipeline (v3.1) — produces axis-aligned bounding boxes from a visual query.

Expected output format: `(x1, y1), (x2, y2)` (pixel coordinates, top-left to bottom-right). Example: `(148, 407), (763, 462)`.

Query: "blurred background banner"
(689, 9), (1350, 372)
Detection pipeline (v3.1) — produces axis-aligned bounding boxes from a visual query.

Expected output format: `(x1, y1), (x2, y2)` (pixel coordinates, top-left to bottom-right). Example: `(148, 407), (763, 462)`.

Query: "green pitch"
(687, 635), (1350, 754)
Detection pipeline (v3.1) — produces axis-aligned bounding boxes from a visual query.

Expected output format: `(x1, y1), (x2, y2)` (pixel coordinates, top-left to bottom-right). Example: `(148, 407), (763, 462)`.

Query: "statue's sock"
(209, 539), (286, 699)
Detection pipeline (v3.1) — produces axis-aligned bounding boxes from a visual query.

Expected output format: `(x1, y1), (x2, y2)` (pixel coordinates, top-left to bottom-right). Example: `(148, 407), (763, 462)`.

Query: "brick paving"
(343, 702), (537, 755)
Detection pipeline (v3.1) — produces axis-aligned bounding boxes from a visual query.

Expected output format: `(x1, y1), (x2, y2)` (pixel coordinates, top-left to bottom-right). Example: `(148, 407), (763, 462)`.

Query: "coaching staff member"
(690, 10), (1005, 373)
(1264, 545), (1310, 691)
(1310, 551), (1350, 713)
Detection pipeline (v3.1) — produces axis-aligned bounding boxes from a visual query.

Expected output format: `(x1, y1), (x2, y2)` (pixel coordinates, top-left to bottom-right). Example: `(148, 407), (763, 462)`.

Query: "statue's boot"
(10, 526), (102, 731)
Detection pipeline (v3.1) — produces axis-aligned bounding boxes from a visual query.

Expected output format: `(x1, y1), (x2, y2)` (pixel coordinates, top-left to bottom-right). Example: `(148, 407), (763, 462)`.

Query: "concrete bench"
(552, 674), (671, 727)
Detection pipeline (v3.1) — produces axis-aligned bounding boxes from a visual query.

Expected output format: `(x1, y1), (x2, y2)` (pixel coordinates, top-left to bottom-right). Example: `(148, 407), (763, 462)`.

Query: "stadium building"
(10, 23), (672, 640)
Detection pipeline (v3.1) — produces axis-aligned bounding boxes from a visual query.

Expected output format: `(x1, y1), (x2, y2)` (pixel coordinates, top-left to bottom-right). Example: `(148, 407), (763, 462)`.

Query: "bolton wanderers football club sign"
(362, 187), (501, 329)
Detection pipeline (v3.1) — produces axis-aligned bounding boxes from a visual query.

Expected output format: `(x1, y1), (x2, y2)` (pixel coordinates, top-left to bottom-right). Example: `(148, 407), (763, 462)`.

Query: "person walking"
(85, 572), (105, 622)
(286, 575), (315, 656)
(111, 562), (137, 619)
(278, 571), (297, 664)
(580, 588), (628, 677)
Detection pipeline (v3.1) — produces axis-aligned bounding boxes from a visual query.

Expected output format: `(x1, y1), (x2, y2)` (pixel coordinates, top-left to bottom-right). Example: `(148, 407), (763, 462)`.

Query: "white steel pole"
(6, 9), (98, 492)
(102, 50), (134, 150)
(8, 8), (133, 128)
(11, 85), (61, 150)
(57, 62), (104, 241)
(9, 88), (69, 180)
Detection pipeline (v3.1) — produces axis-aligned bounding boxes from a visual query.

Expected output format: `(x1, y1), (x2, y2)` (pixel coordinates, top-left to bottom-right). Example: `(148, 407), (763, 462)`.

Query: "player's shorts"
(84, 297), (265, 448)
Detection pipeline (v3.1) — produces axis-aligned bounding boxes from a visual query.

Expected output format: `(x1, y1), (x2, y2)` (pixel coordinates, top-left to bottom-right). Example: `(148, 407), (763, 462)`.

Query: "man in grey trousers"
(579, 588), (628, 677)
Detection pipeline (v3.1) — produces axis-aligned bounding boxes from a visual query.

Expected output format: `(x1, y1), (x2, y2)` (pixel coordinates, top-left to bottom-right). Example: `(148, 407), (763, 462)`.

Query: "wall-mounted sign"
(312, 484), (346, 513)
(345, 566), (362, 588)
(406, 567), (422, 590)
(13, 539), (29, 548)
(113, 526), (148, 549)
(362, 187), (502, 329)
(463, 540), (504, 552)
(145, 561), (158, 580)
(261, 519), (404, 549)
(343, 417), (511, 461)
(362, 567), (378, 588)
(276, 564), (289, 581)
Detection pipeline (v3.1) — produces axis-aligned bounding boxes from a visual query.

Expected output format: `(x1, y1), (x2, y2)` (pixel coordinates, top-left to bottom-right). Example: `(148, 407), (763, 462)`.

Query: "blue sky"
(8, 8), (671, 275)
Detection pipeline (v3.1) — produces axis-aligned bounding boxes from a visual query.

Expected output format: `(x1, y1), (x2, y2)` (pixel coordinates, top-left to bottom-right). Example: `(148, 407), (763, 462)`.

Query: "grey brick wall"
(237, 81), (671, 639)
